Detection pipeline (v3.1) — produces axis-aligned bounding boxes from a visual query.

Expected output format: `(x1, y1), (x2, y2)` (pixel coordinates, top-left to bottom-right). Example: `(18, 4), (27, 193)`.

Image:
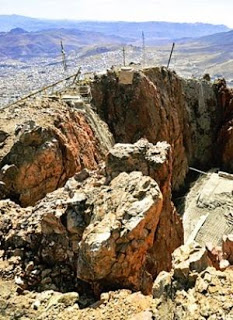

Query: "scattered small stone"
(25, 261), (34, 273)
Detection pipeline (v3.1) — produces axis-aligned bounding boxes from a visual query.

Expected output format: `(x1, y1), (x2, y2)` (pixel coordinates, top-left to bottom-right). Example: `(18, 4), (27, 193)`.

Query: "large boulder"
(106, 139), (172, 191)
(77, 171), (163, 292)
(0, 139), (182, 294)
(0, 98), (113, 206)
(0, 167), (163, 293)
(106, 139), (183, 278)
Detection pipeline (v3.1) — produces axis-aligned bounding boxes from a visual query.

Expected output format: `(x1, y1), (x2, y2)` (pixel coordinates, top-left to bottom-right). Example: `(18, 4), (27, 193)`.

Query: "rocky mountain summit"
(0, 67), (232, 319)
(91, 67), (232, 188)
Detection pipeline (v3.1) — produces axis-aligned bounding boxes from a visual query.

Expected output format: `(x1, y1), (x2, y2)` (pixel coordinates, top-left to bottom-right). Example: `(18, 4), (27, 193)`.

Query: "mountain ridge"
(0, 14), (230, 39)
(0, 27), (127, 59)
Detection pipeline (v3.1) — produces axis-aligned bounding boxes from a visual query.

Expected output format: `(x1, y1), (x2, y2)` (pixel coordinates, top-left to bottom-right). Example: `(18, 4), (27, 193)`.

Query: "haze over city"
(1, 0), (233, 27)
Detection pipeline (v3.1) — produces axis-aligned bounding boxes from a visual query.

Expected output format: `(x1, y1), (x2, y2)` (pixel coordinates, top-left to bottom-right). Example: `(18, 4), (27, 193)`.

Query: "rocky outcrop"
(1, 67), (232, 319)
(214, 79), (233, 172)
(0, 170), (162, 294)
(0, 139), (184, 295)
(4, 169), (161, 293)
(0, 98), (113, 206)
(106, 139), (183, 278)
(91, 67), (221, 189)
(77, 171), (163, 293)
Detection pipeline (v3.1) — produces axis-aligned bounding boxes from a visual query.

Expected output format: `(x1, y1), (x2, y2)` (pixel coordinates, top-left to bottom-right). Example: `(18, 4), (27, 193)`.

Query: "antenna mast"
(142, 31), (146, 66)
(122, 47), (126, 66)
(61, 40), (67, 72)
(167, 42), (175, 69)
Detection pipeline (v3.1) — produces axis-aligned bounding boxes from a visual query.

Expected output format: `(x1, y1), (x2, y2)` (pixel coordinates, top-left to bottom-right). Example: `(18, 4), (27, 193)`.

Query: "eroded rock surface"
(0, 67), (233, 319)
(0, 167), (164, 295)
(214, 79), (233, 172)
(77, 171), (163, 293)
(0, 98), (113, 206)
(91, 67), (222, 189)
(0, 139), (184, 295)
(106, 139), (183, 278)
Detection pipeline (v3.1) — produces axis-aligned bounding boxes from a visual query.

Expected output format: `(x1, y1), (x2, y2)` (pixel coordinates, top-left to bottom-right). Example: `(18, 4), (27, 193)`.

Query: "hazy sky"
(1, 0), (233, 27)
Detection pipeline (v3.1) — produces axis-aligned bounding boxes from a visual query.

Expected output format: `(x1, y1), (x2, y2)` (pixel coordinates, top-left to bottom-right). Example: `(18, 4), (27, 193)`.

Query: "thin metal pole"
(167, 42), (175, 69)
(61, 40), (67, 71)
(72, 67), (82, 85)
(189, 167), (208, 175)
(142, 31), (146, 66)
(122, 47), (126, 66)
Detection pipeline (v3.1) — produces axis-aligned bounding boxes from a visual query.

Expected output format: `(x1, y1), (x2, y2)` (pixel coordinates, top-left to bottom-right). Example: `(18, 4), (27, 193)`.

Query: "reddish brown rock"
(222, 235), (233, 264)
(0, 98), (113, 206)
(106, 139), (183, 279)
(214, 79), (233, 172)
(205, 236), (233, 271)
(206, 243), (224, 270)
(0, 138), (184, 295)
(217, 120), (233, 172)
(0, 168), (163, 294)
(77, 171), (163, 293)
(91, 67), (220, 189)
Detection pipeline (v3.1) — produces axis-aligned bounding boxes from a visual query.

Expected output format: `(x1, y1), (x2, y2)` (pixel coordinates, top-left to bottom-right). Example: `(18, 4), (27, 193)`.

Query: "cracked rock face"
(1, 171), (162, 293)
(77, 171), (163, 292)
(151, 242), (233, 319)
(0, 140), (183, 295)
(0, 98), (113, 206)
(105, 139), (183, 279)
(214, 79), (233, 172)
(0, 169), (164, 294)
(0, 67), (233, 319)
(91, 67), (233, 190)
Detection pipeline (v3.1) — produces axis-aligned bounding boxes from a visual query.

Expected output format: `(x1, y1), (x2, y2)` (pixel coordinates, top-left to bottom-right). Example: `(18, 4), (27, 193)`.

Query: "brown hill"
(0, 28), (127, 59)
